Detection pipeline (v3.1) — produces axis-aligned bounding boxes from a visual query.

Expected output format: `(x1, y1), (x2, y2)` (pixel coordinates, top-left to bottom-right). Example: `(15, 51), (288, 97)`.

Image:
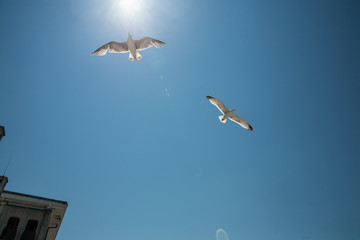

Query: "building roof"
(2, 190), (68, 206)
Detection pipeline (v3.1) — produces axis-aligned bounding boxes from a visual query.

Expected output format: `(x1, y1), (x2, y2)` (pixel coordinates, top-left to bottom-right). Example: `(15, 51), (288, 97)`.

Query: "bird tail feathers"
(218, 115), (227, 123)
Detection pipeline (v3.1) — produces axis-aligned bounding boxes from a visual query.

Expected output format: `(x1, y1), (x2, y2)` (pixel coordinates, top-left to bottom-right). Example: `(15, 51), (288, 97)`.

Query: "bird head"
(230, 109), (236, 112)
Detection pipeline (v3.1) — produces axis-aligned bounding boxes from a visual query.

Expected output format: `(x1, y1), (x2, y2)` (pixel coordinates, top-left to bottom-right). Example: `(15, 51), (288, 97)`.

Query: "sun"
(113, 0), (146, 22)
(106, 0), (155, 34)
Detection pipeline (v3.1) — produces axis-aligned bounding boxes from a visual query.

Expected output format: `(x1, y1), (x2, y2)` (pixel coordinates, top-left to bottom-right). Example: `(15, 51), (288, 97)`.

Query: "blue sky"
(0, 0), (359, 239)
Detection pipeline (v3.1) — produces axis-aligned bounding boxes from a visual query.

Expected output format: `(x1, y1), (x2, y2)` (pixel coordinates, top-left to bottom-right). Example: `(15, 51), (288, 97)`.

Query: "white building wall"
(0, 177), (67, 240)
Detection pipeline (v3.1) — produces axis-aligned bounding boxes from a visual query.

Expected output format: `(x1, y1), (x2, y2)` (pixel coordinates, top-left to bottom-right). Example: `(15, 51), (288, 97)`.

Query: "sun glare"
(106, 0), (169, 34)
(113, 0), (146, 21)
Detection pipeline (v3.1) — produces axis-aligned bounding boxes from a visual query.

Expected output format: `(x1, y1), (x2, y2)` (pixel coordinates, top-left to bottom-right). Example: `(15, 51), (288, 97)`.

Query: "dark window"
(0, 217), (20, 240)
(20, 220), (38, 240)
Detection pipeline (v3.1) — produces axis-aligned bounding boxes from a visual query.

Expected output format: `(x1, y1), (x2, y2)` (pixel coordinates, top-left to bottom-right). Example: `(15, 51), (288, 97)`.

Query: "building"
(0, 176), (67, 240)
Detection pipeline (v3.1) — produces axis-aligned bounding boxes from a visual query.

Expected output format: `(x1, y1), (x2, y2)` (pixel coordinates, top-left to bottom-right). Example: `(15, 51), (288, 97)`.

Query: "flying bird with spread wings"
(92, 33), (166, 61)
(206, 96), (254, 131)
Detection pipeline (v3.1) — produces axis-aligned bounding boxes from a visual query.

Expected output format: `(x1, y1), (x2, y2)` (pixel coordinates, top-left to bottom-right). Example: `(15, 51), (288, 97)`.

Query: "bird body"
(206, 96), (253, 131)
(127, 34), (138, 60)
(219, 109), (236, 123)
(92, 33), (166, 61)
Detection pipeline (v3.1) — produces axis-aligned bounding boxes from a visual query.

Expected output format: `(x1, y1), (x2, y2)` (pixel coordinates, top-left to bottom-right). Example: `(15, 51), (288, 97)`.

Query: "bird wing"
(206, 96), (229, 114)
(229, 114), (254, 131)
(92, 41), (128, 56)
(135, 37), (166, 51)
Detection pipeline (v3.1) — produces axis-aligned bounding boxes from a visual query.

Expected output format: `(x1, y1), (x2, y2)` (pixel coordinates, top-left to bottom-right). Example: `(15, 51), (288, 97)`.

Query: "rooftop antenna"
(3, 156), (11, 176)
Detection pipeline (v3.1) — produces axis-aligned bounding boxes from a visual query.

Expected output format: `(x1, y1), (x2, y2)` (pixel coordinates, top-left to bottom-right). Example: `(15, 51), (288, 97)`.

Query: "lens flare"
(216, 228), (230, 240)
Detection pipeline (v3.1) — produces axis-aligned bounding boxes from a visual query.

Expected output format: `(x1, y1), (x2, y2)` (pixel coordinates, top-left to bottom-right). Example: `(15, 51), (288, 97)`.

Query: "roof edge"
(2, 190), (68, 206)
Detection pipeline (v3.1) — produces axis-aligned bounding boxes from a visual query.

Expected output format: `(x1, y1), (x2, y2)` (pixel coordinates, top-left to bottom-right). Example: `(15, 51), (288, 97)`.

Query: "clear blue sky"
(0, 0), (359, 239)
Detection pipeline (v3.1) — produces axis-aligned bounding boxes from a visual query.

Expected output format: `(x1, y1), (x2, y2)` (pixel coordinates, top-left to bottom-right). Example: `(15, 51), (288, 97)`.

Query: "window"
(20, 220), (38, 240)
(0, 217), (20, 240)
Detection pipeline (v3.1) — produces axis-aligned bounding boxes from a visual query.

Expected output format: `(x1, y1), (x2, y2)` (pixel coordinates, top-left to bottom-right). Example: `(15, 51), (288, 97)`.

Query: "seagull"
(206, 96), (253, 131)
(92, 33), (166, 61)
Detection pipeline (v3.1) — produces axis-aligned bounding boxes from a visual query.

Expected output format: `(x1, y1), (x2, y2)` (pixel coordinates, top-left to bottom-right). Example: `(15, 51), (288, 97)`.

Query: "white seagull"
(206, 96), (254, 131)
(92, 33), (166, 61)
